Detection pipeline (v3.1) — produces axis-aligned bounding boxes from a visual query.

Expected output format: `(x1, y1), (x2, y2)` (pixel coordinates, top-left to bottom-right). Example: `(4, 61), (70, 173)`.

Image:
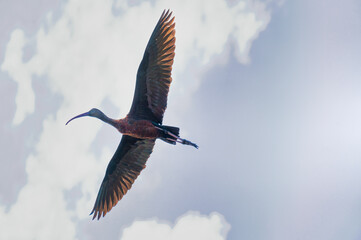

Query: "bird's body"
(66, 10), (197, 220)
(111, 117), (160, 139)
(106, 116), (180, 140)
(119, 118), (159, 139)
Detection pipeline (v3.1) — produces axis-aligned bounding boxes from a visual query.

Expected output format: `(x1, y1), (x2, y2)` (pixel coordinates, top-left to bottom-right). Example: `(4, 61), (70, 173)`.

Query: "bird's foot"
(181, 139), (199, 149)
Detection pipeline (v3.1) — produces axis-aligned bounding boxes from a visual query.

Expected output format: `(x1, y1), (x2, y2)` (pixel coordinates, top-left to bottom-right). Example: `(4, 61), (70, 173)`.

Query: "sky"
(1, 0), (361, 239)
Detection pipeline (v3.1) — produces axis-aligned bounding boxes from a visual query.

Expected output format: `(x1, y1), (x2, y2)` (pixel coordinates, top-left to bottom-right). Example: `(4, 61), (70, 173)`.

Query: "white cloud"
(1, 29), (35, 125)
(0, 0), (271, 239)
(120, 211), (230, 240)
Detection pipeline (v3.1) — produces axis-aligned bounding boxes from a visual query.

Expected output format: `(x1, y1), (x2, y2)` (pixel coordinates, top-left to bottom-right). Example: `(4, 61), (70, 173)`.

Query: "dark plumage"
(66, 10), (198, 220)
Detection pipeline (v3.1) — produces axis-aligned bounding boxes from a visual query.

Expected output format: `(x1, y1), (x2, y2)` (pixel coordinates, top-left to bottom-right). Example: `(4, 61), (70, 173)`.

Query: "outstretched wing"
(128, 10), (176, 124)
(91, 135), (155, 220)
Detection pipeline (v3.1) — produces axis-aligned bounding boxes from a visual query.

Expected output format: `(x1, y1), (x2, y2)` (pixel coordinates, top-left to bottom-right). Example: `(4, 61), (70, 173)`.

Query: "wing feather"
(91, 136), (155, 220)
(128, 10), (176, 123)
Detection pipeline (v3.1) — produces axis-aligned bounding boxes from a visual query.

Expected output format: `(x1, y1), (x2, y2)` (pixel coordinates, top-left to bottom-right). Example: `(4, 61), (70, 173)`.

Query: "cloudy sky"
(1, 0), (361, 239)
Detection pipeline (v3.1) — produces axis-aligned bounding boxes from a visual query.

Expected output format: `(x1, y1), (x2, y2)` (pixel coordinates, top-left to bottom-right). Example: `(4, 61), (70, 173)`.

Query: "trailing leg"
(154, 124), (199, 149)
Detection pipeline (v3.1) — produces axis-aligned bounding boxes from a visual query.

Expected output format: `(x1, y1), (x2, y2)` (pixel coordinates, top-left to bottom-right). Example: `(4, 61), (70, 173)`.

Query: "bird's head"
(66, 108), (105, 125)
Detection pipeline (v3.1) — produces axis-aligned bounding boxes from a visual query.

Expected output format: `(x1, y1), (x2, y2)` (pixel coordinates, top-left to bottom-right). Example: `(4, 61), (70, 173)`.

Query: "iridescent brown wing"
(91, 135), (155, 220)
(128, 10), (176, 124)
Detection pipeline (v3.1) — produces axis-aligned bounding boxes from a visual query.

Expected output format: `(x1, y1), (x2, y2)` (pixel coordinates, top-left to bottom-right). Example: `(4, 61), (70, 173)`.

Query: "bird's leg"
(166, 131), (198, 148)
(155, 126), (198, 149)
(165, 138), (177, 143)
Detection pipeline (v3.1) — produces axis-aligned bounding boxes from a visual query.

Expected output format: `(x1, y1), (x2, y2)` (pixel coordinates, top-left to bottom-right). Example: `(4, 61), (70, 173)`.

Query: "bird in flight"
(66, 10), (198, 220)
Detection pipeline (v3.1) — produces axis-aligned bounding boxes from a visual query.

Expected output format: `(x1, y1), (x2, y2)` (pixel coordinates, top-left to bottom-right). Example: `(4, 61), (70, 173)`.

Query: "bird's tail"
(158, 125), (198, 148)
(160, 125), (180, 145)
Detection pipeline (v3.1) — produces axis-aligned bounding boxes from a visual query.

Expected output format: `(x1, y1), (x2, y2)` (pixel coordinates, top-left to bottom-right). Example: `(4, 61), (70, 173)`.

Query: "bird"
(66, 10), (198, 220)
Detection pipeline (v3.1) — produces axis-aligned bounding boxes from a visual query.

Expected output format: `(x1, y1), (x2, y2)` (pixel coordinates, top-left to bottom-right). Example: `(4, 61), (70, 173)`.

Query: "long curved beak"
(66, 112), (90, 125)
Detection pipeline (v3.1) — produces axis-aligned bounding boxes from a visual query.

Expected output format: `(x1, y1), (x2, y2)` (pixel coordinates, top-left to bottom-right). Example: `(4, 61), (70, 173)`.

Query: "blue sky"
(1, 0), (361, 239)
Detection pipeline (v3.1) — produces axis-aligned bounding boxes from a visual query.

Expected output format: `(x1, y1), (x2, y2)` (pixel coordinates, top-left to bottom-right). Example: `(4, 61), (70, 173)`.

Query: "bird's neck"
(98, 114), (119, 129)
